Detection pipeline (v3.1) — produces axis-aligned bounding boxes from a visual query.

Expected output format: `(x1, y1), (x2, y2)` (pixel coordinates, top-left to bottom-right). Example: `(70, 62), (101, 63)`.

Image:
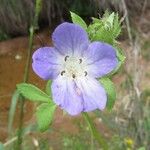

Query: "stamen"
(84, 71), (87, 76)
(61, 70), (65, 76)
(72, 74), (76, 79)
(79, 58), (82, 64)
(64, 56), (69, 61)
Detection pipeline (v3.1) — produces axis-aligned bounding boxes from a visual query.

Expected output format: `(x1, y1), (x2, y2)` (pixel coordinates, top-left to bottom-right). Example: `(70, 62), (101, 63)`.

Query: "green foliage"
(99, 77), (116, 110)
(70, 11), (87, 30)
(36, 103), (56, 132)
(70, 11), (121, 44)
(17, 83), (56, 132)
(8, 90), (20, 134)
(88, 12), (121, 44)
(17, 83), (51, 103)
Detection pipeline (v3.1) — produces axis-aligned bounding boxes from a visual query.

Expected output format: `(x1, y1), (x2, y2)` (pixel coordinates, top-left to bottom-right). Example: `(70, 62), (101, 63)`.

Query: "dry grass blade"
(8, 90), (20, 135)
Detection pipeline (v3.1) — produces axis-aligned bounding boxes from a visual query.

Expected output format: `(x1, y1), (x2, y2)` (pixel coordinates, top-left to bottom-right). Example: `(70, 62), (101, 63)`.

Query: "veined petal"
(76, 77), (107, 111)
(52, 22), (89, 56)
(32, 47), (62, 80)
(51, 76), (83, 115)
(84, 42), (118, 78)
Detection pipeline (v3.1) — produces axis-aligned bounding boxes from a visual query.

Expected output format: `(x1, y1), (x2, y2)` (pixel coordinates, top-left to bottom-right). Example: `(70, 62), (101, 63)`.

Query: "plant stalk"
(17, 24), (34, 150)
(17, 0), (42, 149)
(82, 112), (108, 150)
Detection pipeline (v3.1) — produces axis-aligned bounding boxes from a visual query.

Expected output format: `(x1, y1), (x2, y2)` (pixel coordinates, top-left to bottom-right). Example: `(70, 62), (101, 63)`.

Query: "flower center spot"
(61, 56), (88, 79)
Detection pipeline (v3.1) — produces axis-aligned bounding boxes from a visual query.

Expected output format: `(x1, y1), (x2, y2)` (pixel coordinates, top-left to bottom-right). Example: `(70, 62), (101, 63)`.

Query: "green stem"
(17, 24), (34, 150)
(23, 26), (34, 83)
(82, 112), (108, 150)
(17, 0), (42, 149)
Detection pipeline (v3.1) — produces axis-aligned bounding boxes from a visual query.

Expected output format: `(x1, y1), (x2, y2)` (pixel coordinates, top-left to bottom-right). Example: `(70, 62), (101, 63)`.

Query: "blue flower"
(32, 22), (118, 115)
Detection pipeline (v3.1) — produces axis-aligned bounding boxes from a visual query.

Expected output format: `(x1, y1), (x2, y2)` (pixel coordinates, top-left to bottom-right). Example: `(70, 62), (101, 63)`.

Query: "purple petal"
(76, 77), (107, 112)
(52, 22), (89, 56)
(84, 42), (118, 78)
(51, 76), (83, 115)
(32, 47), (62, 80)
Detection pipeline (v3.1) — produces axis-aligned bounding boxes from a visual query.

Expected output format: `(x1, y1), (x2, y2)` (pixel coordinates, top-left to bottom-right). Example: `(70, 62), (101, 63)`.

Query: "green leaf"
(87, 23), (102, 41)
(17, 83), (50, 102)
(92, 17), (101, 24)
(92, 27), (114, 44)
(88, 20), (114, 44)
(103, 12), (115, 29)
(36, 103), (56, 132)
(70, 11), (87, 30)
(8, 90), (20, 134)
(99, 78), (116, 110)
(88, 11), (121, 44)
(112, 13), (121, 38)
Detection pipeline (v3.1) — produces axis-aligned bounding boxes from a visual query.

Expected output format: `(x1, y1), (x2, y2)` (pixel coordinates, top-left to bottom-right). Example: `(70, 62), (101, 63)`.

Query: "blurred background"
(0, 0), (150, 149)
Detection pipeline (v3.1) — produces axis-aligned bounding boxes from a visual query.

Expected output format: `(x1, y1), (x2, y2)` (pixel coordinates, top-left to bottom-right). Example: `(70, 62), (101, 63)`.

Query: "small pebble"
(15, 54), (22, 60)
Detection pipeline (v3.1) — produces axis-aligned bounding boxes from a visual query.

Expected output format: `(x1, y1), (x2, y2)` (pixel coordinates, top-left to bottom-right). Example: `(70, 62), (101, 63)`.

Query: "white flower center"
(60, 55), (88, 79)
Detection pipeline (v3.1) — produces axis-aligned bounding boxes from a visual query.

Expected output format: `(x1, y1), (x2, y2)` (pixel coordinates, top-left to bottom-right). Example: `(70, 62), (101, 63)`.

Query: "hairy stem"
(82, 112), (108, 150)
(17, 0), (42, 149)
(17, 23), (34, 150)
